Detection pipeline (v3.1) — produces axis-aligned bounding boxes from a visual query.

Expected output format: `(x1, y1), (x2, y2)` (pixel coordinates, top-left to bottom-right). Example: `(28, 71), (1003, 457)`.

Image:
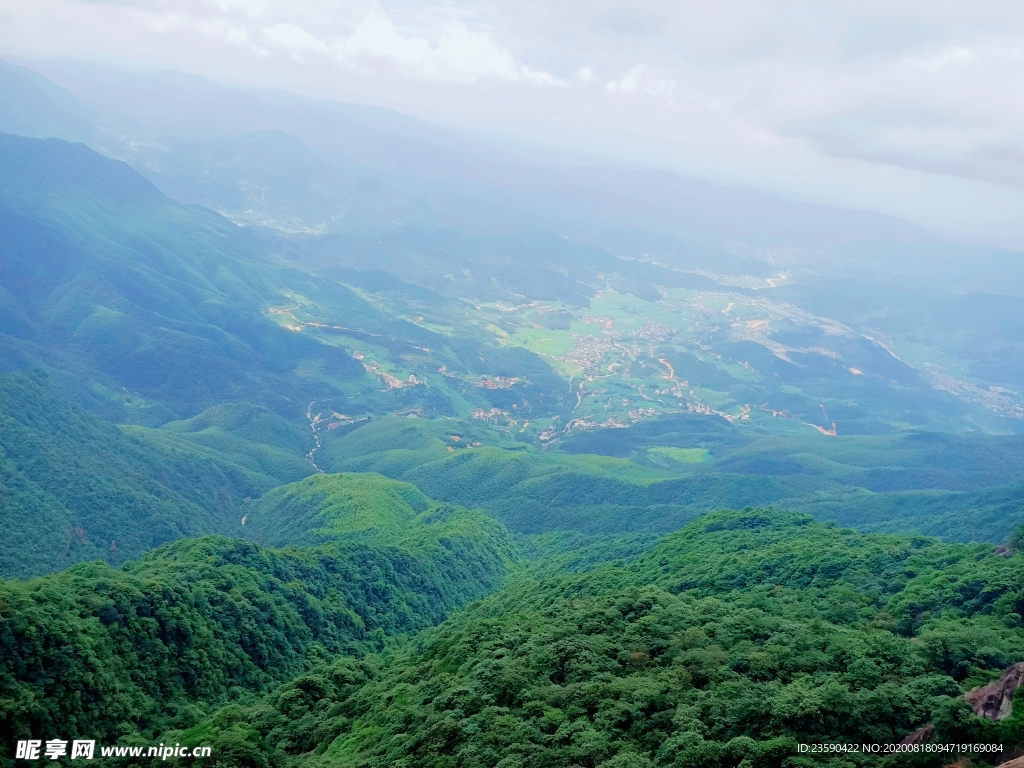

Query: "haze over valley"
(2, 32), (1024, 768)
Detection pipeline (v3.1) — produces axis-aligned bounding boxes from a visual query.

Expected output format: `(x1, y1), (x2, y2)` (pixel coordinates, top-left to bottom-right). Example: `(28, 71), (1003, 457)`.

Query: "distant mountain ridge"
(2, 57), (1003, 257)
(0, 60), (100, 145)
(0, 131), (367, 421)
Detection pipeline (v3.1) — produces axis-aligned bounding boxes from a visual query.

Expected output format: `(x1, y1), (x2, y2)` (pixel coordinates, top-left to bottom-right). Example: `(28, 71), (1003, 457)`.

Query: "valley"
(1, 59), (1024, 768)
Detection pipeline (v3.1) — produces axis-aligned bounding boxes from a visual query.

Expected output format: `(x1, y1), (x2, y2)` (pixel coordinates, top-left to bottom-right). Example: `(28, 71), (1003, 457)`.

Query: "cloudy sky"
(3, 0), (1024, 244)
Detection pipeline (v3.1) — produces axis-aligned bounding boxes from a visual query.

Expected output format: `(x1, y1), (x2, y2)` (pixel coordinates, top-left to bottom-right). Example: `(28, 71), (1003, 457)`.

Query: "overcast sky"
(3, 0), (1024, 244)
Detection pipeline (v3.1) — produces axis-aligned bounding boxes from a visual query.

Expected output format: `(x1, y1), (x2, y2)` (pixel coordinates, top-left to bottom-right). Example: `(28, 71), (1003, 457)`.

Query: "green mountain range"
(2, 60), (1024, 768)
(7, 509), (1016, 768)
(0, 499), (515, 755)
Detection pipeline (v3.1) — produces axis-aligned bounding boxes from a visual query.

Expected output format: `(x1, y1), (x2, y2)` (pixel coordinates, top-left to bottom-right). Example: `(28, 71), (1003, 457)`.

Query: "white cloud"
(262, 11), (563, 84)
(606, 64), (674, 100)
(908, 42), (1024, 72)
(911, 45), (975, 72)
(264, 22), (326, 51)
(8, 0), (1024, 240)
(574, 66), (594, 82)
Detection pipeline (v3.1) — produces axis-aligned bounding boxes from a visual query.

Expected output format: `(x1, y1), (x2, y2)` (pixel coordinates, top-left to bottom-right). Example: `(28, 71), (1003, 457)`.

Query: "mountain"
(318, 415), (1024, 543)
(0, 369), (313, 578)
(0, 501), (516, 761)
(14, 58), (1024, 278)
(0, 56), (1023, 768)
(0, 63), (943, 236)
(154, 509), (1024, 767)
(4, 61), (1024, 425)
(0, 132), (576, 424)
(0, 132), (370, 422)
(0, 60), (100, 145)
(1, 131), (1022, 587)
(131, 130), (373, 233)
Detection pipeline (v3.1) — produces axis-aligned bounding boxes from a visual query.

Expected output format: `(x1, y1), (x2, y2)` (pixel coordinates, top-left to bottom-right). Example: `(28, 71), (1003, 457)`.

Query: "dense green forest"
(0, 498), (516, 764)
(0, 370), (315, 577)
(6, 507), (1023, 767)
(145, 509), (1024, 767)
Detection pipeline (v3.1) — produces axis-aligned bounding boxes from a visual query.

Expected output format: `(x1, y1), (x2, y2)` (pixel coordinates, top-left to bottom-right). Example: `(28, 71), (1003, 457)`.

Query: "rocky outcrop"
(900, 723), (934, 745)
(966, 663), (1024, 721)
(899, 662), (1023, 748)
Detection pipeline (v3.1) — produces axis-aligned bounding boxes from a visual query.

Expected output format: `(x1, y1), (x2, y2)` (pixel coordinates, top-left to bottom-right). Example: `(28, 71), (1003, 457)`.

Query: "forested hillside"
(0, 132), (571, 426)
(0, 498), (516, 763)
(162, 509), (1024, 768)
(0, 370), (311, 577)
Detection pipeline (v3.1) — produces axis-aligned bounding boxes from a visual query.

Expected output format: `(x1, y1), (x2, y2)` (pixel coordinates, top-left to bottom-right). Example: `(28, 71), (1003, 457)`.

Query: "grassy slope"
(319, 416), (793, 536)
(320, 416), (1024, 543)
(242, 473), (435, 547)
